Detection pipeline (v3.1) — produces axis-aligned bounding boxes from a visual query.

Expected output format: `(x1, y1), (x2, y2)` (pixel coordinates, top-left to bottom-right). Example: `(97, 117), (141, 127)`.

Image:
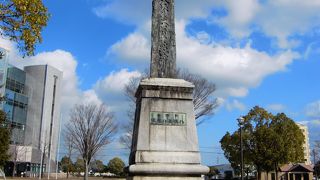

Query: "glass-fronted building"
(0, 47), (9, 94)
(0, 47), (62, 177)
(3, 66), (29, 144)
(0, 47), (28, 145)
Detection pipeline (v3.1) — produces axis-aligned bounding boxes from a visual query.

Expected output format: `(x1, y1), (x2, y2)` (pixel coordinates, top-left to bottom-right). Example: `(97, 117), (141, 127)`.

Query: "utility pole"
(314, 149), (318, 180)
(238, 117), (245, 180)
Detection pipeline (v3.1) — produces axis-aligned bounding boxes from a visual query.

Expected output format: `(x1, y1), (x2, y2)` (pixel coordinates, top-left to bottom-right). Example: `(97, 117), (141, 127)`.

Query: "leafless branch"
(65, 103), (117, 180)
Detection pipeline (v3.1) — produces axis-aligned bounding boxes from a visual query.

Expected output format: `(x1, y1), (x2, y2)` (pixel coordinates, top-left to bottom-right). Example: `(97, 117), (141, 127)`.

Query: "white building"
(25, 65), (62, 176)
(296, 123), (311, 165)
(0, 47), (62, 176)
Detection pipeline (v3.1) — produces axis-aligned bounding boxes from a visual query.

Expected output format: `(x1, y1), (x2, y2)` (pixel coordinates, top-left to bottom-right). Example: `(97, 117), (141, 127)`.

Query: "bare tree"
(39, 132), (49, 179)
(312, 140), (320, 180)
(9, 127), (30, 177)
(63, 132), (76, 178)
(65, 103), (117, 180)
(120, 69), (218, 148)
(119, 76), (144, 149)
(177, 69), (218, 122)
(312, 141), (320, 163)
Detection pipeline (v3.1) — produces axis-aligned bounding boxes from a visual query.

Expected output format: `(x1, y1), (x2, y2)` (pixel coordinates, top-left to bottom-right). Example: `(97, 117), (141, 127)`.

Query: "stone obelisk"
(127, 0), (209, 179)
(150, 0), (176, 78)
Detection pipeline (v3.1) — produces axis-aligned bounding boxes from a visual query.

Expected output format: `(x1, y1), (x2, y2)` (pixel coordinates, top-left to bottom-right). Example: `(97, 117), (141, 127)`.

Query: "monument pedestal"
(128, 78), (209, 180)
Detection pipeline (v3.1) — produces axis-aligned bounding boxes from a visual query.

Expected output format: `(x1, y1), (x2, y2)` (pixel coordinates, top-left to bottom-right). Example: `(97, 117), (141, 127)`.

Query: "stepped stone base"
(128, 176), (203, 180)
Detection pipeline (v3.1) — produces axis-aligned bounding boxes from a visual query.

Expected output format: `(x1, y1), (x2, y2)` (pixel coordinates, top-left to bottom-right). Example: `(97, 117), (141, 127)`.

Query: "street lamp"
(237, 116), (245, 180)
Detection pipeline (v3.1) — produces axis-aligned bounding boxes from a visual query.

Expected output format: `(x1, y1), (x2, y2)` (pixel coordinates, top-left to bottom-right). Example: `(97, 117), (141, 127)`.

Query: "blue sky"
(1, 0), (320, 166)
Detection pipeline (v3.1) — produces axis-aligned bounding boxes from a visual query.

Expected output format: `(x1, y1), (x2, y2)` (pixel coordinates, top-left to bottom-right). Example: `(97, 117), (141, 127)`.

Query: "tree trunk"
(275, 164), (279, 180)
(84, 160), (89, 180)
(255, 166), (260, 180)
(67, 161), (70, 179)
(12, 146), (18, 177)
(67, 154), (71, 179)
(13, 161), (16, 177)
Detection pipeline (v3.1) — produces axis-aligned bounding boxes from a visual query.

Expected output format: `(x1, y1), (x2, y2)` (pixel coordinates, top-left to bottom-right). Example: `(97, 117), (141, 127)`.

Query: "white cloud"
(94, 0), (316, 98)
(107, 20), (299, 98)
(178, 21), (299, 97)
(305, 100), (320, 118)
(0, 36), (16, 52)
(310, 119), (320, 126)
(266, 104), (286, 112)
(108, 32), (150, 64)
(1, 37), (144, 126)
(302, 118), (320, 125)
(0, 37), (106, 125)
(214, 0), (260, 38)
(298, 119), (320, 142)
(225, 99), (246, 112)
(83, 89), (103, 105)
(9, 50), (82, 119)
(94, 69), (141, 94)
(94, 68), (141, 111)
(302, 100), (320, 143)
(94, 0), (320, 49)
(93, 0), (215, 25)
(213, 0), (320, 48)
(195, 31), (212, 45)
(93, 0), (151, 25)
(304, 41), (320, 59)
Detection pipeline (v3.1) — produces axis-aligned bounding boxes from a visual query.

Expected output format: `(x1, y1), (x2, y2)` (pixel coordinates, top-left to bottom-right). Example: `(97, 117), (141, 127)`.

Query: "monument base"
(127, 176), (203, 180)
(127, 163), (208, 180)
(128, 78), (209, 179)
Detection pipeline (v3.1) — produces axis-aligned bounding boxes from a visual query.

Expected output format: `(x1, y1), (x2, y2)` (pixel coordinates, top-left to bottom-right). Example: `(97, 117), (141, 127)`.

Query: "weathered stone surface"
(150, 0), (176, 78)
(129, 164), (209, 175)
(131, 79), (199, 155)
(128, 0), (209, 179)
(136, 78), (194, 100)
(128, 78), (209, 179)
(139, 78), (193, 88)
(134, 151), (201, 164)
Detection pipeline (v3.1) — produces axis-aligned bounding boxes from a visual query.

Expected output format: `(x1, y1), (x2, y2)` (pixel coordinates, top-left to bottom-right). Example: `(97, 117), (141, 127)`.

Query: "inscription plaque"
(150, 112), (186, 126)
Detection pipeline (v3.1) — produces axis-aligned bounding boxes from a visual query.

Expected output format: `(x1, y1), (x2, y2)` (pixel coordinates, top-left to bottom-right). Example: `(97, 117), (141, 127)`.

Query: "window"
(6, 77), (25, 94)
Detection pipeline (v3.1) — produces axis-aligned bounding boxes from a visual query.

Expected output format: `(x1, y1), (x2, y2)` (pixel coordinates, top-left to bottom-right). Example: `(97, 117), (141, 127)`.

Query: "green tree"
(0, 0), (49, 56)
(220, 106), (304, 180)
(244, 106), (276, 178)
(270, 113), (304, 179)
(207, 166), (220, 178)
(315, 161), (320, 179)
(74, 158), (85, 176)
(91, 160), (104, 173)
(107, 157), (125, 176)
(0, 110), (10, 168)
(60, 156), (74, 178)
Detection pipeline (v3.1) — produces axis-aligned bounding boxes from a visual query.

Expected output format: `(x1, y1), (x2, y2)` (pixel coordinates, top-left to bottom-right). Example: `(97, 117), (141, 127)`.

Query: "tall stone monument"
(127, 0), (209, 179)
(150, 0), (176, 78)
